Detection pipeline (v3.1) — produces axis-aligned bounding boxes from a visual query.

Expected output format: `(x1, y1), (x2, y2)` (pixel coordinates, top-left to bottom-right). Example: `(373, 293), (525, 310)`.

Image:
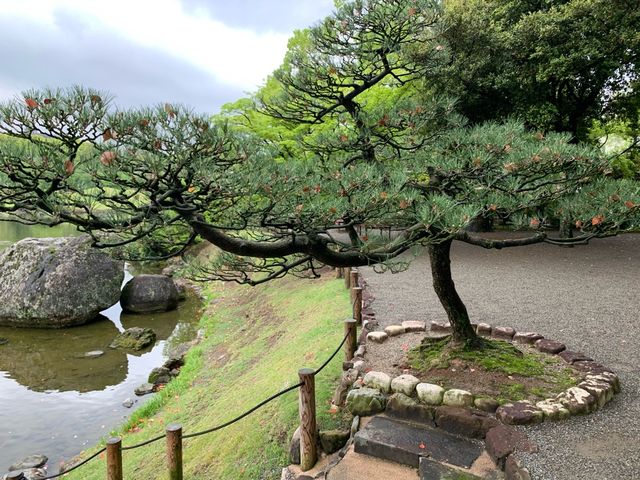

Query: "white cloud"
(3, 0), (294, 92)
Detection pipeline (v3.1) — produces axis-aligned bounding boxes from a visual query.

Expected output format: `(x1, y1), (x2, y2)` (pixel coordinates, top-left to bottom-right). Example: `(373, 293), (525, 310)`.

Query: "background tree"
(423, 0), (640, 144)
(1, 0), (639, 348)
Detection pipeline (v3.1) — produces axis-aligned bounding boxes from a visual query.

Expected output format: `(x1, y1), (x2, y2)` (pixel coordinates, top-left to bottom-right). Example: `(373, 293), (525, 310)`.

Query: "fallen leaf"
(591, 214), (604, 226)
(625, 201), (636, 209)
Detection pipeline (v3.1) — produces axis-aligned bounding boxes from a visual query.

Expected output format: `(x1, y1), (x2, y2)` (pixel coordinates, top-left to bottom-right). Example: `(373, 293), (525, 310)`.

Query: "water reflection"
(0, 222), (203, 471)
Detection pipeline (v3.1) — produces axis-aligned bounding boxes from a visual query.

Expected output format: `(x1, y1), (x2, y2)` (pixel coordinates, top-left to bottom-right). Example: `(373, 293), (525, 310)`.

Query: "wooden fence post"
(106, 437), (123, 480)
(352, 287), (363, 325)
(344, 319), (357, 361)
(350, 269), (359, 292)
(166, 424), (183, 480)
(336, 267), (344, 279)
(344, 268), (351, 289)
(298, 368), (317, 471)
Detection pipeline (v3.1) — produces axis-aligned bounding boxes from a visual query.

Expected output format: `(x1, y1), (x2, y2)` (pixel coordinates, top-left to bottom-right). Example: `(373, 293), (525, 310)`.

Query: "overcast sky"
(0, 0), (334, 114)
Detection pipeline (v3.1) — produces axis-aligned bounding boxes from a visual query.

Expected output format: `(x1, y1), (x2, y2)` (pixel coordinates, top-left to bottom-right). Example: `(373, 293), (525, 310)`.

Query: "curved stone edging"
(349, 278), (620, 427)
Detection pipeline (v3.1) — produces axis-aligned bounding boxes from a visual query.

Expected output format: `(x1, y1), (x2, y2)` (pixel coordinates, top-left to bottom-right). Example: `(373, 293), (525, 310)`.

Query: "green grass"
(65, 273), (351, 480)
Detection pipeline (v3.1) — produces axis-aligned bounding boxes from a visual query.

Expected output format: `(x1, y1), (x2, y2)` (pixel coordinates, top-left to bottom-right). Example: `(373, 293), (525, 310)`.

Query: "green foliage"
(424, 0), (640, 142)
(0, 0), (638, 287)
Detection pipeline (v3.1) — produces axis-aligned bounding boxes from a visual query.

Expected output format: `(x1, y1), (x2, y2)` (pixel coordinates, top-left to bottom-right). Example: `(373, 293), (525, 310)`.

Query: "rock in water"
(0, 236), (123, 328)
(120, 274), (180, 313)
(110, 327), (157, 350)
(9, 454), (48, 471)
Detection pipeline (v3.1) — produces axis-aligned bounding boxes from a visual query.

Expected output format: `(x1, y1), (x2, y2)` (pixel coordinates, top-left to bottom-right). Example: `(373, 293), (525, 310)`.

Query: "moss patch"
(408, 337), (581, 404)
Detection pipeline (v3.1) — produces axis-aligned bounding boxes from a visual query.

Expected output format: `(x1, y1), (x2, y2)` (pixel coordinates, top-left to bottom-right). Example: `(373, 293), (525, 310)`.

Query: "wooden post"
(352, 287), (363, 325)
(166, 424), (183, 480)
(350, 269), (359, 291)
(298, 368), (317, 471)
(336, 267), (344, 279)
(344, 268), (351, 289)
(106, 437), (123, 480)
(344, 319), (357, 361)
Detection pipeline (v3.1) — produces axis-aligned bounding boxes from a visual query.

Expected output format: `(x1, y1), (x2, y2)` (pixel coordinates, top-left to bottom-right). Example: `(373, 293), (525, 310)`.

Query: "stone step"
(353, 415), (484, 469)
(420, 457), (484, 480)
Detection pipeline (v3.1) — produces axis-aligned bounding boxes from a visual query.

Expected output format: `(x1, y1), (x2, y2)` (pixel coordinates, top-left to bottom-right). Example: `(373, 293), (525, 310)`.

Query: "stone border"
(354, 318), (620, 427)
(333, 278), (620, 479)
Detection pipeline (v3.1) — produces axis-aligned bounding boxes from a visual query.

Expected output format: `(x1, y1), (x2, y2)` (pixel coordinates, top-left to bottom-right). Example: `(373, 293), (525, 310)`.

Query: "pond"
(0, 221), (202, 474)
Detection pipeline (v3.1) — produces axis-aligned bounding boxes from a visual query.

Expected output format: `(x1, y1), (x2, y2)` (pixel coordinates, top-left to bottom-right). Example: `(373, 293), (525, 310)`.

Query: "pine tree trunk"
(428, 239), (482, 347)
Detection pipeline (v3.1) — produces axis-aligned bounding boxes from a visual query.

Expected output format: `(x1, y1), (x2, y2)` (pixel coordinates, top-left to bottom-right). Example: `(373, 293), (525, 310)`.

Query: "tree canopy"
(422, 0), (640, 144)
(1, 0), (639, 345)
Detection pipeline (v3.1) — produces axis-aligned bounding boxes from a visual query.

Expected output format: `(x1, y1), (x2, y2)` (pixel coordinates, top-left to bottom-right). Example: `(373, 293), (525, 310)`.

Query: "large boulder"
(120, 274), (180, 313)
(0, 236), (123, 328)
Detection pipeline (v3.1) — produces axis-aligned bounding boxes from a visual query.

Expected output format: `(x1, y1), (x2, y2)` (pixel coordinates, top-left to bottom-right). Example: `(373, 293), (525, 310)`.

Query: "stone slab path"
(360, 234), (640, 480)
(354, 415), (484, 469)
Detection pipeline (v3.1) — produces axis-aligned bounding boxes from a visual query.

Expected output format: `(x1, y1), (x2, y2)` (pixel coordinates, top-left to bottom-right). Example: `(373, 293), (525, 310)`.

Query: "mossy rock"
(110, 327), (156, 351)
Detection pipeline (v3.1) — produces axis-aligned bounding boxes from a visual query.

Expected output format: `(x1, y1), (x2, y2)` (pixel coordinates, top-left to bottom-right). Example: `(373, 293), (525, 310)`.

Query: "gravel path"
(360, 233), (640, 480)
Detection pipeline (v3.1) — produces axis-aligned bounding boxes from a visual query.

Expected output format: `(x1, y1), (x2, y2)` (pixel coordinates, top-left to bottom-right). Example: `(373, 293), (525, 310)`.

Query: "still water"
(0, 222), (202, 473)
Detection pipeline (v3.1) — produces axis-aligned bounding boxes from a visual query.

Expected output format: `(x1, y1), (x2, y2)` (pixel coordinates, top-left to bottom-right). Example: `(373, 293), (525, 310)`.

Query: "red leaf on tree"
(43, 98), (54, 105)
(339, 134), (348, 142)
(378, 114), (390, 127)
(625, 201), (635, 209)
(64, 160), (75, 175)
(164, 103), (176, 118)
(302, 186), (310, 193)
(399, 200), (410, 209)
(100, 151), (117, 166)
(90, 95), (102, 105)
(530, 218), (540, 227)
(154, 139), (163, 150)
(103, 128), (115, 141)
(380, 191), (388, 200)
(25, 98), (38, 109)
(139, 119), (150, 128)
(575, 220), (583, 229)
(591, 215), (604, 226)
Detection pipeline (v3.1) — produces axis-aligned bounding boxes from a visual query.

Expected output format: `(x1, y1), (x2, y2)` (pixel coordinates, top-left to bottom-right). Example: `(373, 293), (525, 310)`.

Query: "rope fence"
(16, 269), (364, 480)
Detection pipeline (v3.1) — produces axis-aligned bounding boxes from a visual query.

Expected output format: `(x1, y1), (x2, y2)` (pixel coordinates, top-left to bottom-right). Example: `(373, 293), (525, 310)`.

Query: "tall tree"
(424, 0), (640, 143)
(1, 0), (638, 347)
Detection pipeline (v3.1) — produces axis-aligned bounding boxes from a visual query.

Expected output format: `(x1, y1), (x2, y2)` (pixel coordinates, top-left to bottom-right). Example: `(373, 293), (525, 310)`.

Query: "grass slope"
(65, 272), (351, 480)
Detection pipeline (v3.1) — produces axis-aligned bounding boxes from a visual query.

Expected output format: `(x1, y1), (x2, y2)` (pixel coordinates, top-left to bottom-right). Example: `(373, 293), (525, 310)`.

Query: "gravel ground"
(360, 233), (640, 480)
